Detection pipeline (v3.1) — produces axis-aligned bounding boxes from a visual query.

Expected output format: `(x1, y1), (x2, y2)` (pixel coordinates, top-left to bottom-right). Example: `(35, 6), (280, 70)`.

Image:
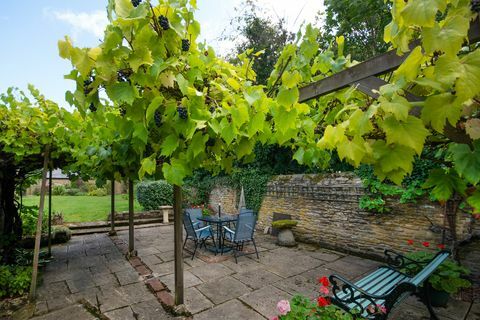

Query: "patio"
(30, 225), (478, 319)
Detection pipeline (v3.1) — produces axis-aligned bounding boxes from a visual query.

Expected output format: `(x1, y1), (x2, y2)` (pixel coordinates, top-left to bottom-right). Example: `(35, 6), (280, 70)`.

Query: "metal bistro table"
(198, 215), (237, 254)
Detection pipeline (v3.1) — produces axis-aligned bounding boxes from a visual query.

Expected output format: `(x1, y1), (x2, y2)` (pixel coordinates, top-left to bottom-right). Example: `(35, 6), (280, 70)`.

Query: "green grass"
(22, 195), (142, 223)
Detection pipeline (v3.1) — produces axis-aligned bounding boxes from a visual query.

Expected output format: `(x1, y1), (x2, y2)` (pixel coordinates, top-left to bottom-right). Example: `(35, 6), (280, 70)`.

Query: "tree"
(320, 0), (391, 61)
(0, 86), (78, 261)
(226, 0), (293, 85)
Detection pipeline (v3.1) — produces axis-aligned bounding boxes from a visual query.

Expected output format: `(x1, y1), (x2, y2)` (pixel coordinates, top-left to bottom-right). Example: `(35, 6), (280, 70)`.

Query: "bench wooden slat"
(410, 251), (450, 286)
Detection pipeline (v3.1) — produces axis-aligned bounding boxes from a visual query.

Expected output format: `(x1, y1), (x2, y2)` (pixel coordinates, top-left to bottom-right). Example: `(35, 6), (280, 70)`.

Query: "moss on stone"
(272, 219), (298, 229)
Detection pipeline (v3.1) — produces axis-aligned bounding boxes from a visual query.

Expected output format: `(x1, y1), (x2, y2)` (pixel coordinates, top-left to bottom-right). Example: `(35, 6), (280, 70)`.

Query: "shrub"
(52, 185), (66, 195)
(52, 226), (72, 243)
(20, 205), (46, 237)
(65, 188), (81, 196)
(0, 265), (32, 298)
(88, 188), (107, 196)
(272, 220), (298, 229)
(136, 180), (173, 210)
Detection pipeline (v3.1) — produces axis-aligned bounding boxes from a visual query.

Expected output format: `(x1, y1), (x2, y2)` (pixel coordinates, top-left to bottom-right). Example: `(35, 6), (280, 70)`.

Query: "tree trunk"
(0, 169), (22, 262)
(29, 146), (50, 300)
(109, 179), (116, 235)
(173, 185), (184, 305)
(128, 179), (136, 256)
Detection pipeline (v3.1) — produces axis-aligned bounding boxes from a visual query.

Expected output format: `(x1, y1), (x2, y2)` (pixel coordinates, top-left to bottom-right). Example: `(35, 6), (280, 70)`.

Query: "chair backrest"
(185, 208), (203, 224)
(234, 213), (257, 242)
(409, 251), (450, 286)
(239, 208), (255, 216)
(183, 211), (197, 239)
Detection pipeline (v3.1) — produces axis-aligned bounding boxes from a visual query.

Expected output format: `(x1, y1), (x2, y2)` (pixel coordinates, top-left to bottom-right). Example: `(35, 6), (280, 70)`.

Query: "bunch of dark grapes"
(117, 69), (132, 83)
(181, 39), (190, 52)
(206, 138), (215, 147)
(131, 0), (142, 7)
(177, 106), (188, 120)
(154, 110), (162, 127)
(119, 105), (127, 117)
(83, 75), (95, 95)
(472, 0), (480, 12)
(88, 103), (97, 112)
(209, 105), (216, 113)
(158, 15), (170, 30)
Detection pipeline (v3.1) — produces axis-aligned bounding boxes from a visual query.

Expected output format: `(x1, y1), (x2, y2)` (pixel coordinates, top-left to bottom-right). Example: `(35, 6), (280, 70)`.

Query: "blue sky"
(0, 0), (324, 109)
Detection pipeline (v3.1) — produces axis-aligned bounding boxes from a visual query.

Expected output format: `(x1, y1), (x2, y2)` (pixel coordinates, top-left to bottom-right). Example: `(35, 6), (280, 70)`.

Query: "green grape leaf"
(401, 0), (446, 27)
(175, 74), (189, 96)
(467, 190), (480, 214)
(162, 159), (187, 186)
(293, 147), (305, 164)
(423, 168), (467, 201)
(281, 71), (302, 89)
(422, 93), (461, 133)
(337, 136), (367, 167)
(435, 51), (480, 101)
(371, 140), (415, 176)
(277, 87), (299, 107)
(317, 125), (345, 149)
(189, 131), (206, 158)
(106, 83), (136, 105)
(247, 112), (265, 136)
(139, 155), (156, 179)
(348, 109), (373, 136)
(220, 119), (235, 145)
(378, 95), (410, 121)
(449, 142), (480, 185)
(115, 0), (133, 18)
(129, 46), (153, 72)
(230, 103), (249, 128)
(243, 87), (262, 106)
(381, 116), (429, 154)
(422, 15), (469, 56)
(160, 134), (179, 157)
(394, 46), (424, 82)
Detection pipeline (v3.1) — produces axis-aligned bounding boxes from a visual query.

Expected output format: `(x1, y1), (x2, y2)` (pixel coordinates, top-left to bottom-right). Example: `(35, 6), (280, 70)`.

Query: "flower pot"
(277, 229), (296, 247)
(429, 288), (450, 307)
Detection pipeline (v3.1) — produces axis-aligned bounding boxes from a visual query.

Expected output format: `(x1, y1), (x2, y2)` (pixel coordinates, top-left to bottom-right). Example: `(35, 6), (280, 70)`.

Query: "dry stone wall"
(255, 173), (476, 259)
(208, 186), (237, 215)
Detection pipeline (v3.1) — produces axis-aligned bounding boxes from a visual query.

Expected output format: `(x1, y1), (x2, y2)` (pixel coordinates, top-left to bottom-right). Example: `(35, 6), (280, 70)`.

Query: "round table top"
(198, 215), (237, 223)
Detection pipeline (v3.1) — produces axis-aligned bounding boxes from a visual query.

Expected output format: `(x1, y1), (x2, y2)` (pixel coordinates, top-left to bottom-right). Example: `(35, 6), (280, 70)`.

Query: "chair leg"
(252, 238), (259, 259)
(183, 236), (188, 249)
(233, 243), (238, 264)
(211, 235), (217, 256)
(423, 282), (439, 320)
(192, 241), (198, 260)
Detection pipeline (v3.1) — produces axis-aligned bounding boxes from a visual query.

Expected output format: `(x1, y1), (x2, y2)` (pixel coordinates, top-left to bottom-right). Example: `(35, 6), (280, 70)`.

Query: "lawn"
(22, 195), (143, 223)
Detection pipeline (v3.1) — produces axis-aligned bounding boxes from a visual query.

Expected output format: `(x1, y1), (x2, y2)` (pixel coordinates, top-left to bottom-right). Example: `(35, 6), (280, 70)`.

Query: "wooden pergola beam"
(299, 18), (480, 103)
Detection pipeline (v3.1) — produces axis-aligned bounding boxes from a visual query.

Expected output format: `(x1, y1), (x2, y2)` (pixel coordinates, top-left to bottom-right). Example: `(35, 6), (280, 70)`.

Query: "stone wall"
(208, 186), (237, 215)
(256, 173), (475, 259)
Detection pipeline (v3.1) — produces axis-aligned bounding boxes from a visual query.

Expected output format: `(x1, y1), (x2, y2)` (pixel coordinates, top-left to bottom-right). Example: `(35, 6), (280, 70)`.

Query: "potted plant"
(403, 240), (471, 307)
(272, 219), (298, 247)
(271, 276), (370, 319)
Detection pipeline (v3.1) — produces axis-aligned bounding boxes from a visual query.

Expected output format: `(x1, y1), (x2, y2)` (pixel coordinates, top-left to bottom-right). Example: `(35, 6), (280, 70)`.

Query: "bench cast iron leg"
(423, 282), (439, 320)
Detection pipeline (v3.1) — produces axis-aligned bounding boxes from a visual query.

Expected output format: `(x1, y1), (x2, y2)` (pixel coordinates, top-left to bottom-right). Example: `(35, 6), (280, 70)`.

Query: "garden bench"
(329, 250), (450, 320)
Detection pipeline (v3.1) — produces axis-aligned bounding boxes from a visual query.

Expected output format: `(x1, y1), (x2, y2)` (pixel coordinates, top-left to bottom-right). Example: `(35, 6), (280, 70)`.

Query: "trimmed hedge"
(136, 180), (173, 211)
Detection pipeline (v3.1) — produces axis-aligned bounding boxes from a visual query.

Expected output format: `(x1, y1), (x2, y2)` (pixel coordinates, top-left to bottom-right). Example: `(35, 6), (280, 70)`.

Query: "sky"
(0, 0), (325, 109)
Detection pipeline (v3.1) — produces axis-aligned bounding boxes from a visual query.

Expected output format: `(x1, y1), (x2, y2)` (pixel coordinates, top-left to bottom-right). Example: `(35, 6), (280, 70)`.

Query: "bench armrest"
(384, 249), (426, 270)
(330, 274), (388, 300)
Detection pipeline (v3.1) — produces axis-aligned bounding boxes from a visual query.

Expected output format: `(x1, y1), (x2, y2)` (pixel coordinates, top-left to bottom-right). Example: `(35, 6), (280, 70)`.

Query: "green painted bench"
(329, 250), (450, 320)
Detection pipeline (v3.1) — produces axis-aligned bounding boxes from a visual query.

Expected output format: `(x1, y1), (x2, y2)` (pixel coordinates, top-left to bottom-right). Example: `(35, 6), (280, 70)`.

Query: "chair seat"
(223, 226), (235, 241)
(336, 267), (410, 316)
(195, 226), (212, 240)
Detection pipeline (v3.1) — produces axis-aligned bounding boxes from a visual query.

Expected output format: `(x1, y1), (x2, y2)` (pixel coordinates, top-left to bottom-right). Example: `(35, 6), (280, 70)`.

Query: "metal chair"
(183, 211), (215, 260)
(239, 208), (255, 216)
(222, 214), (259, 263)
(185, 208), (205, 229)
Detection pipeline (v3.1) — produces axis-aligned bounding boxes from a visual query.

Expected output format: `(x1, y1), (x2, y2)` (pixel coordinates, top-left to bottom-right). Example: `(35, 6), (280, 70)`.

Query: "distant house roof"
(51, 169), (69, 179)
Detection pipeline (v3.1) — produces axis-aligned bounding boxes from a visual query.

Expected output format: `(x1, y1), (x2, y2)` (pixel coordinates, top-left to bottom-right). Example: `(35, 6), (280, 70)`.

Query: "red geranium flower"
(422, 242), (430, 247)
(318, 276), (330, 287)
(407, 239), (414, 245)
(437, 244), (445, 250)
(317, 296), (330, 307)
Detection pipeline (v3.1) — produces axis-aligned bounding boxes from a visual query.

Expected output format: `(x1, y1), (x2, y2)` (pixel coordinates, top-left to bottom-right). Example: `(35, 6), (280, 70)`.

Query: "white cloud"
(49, 9), (108, 38)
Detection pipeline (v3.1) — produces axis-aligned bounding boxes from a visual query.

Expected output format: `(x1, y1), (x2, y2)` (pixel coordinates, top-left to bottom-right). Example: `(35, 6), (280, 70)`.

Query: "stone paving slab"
(189, 263), (234, 283)
(232, 268), (283, 290)
(30, 304), (96, 320)
(239, 285), (292, 319)
(194, 299), (264, 320)
(196, 276), (251, 305)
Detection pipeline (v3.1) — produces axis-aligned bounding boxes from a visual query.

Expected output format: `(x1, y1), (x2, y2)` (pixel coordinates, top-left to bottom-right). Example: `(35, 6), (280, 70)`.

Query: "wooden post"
(109, 179), (116, 236)
(173, 185), (184, 305)
(128, 179), (136, 256)
(29, 146), (50, 300)
(47, 167), (52, 257)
